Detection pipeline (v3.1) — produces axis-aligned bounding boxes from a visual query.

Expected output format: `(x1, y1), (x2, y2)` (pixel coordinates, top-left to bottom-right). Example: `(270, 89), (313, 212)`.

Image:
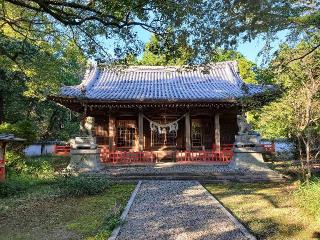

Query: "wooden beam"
(185, 112), (191, 151)
(0, 142), (6, 182)
(138, 111), (144, 151)
(108, 114), (116, 150)
(215, 113), (221, 151)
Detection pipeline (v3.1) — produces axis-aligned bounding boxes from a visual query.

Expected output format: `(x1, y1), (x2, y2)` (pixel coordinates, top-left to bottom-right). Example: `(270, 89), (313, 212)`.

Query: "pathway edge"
(198, 181), (257, 240)
(108, 180), (142, 240)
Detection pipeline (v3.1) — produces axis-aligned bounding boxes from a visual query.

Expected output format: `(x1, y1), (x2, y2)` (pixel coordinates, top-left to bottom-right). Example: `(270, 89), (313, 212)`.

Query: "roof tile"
(59, 61), (270, 102)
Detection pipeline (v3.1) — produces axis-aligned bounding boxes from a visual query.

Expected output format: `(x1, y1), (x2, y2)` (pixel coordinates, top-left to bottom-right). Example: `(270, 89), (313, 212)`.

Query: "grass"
(0, 153), (136, 240)
(294, 179), (320, 223)
(0, 183), (135, 240)
(205, 182), (320, 240)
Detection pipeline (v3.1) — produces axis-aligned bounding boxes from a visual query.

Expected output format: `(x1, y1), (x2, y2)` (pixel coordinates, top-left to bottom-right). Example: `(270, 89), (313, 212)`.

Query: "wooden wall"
(94, 116), (109, 145)
(93, 109), (238, 149)
(220, 113), (238, 144)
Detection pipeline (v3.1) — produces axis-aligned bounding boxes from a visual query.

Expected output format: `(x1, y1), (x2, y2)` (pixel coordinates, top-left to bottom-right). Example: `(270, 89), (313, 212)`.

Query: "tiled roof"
(59, 61), (270, 102)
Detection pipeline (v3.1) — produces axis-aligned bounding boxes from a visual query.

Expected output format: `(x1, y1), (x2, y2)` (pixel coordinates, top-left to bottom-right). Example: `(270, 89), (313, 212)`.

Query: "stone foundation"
(232, 147), (270, 171)
(67, 149), (102, 172)
(231, 133), (271, 171)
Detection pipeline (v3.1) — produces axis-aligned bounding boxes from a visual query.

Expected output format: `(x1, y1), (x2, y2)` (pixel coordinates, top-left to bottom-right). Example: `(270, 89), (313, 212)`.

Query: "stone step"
(105, 172), (285, 179)
(102, 174), (286, 182)
(104, 171), (282, 177)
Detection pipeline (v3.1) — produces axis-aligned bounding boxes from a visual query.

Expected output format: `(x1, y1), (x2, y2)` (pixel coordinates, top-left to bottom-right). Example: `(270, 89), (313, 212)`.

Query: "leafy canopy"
(251, 41), (320, 140)
(2, 0), (319, 62)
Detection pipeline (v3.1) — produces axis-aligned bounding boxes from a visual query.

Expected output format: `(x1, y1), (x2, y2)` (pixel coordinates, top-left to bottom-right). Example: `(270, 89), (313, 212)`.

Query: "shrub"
(1, 152), (57, 198)
(0, 173), (57, 198)
(294, 179), (320, 222)
(5, 152), (55, 179)
(0, 179), (28, 197)
(23, 158), (55, 179)
(0, 120), (37, 144)
(5, 151), (27, 175)
(58, 175), (109, 197)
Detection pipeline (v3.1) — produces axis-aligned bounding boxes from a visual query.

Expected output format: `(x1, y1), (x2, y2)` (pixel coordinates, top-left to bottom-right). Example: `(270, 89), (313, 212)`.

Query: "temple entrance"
(97, 109), (238, 164)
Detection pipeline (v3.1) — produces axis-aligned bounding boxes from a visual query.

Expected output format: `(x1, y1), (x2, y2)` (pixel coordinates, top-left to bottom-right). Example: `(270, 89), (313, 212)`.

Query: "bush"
(0, 120), (37, 144)
(294, 179), (320, 222)
(58, 175), (109, 197)
(5, 151), (26, 175)
(1, 152), (58, 198)
(23, 158), (55, 179)
(0, 179), (28, 197)
(5, 151), (55, 179)
(0, 173), (57, 198)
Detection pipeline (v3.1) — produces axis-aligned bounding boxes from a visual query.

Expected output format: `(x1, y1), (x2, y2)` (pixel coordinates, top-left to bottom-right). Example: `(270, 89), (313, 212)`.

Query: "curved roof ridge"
(97, 60), (238, 72)
(58, 60), (272, 102)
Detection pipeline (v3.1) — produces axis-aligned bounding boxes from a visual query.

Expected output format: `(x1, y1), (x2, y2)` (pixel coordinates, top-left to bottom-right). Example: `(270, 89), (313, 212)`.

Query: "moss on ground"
(205, 182), (320, 240)
(0, 183), (135, 240)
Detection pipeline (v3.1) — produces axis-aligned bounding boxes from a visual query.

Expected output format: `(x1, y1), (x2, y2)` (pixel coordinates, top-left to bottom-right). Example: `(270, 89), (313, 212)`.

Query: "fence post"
(0, 142), (6, 182)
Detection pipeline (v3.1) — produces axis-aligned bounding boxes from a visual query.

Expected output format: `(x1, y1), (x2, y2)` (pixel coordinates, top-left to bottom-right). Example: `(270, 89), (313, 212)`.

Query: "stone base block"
(231, 148), (270, 171)
(235, 134), (261, 144)
(67, 149), (102, 172)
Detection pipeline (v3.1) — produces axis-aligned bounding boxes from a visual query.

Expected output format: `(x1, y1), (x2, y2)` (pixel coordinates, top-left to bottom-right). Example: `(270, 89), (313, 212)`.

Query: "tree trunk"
(0, 95), (4, 124)
(297, 136), (306, 180)
(305, 136), (312, 184)
(42, 108), (59, 140)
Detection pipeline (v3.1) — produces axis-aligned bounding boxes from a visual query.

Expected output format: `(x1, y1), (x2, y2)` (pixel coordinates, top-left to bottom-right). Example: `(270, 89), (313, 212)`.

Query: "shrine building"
(50, 61), (269, 163)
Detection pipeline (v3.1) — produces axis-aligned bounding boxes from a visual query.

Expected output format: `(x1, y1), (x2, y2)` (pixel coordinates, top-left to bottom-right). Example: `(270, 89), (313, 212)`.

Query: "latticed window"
(192, 119), (202, 147)
(116, 120), (136, 148)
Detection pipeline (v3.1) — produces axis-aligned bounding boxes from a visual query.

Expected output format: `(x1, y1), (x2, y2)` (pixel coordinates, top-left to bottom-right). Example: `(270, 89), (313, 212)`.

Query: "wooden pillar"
(0, 142), (6, 182)
(215, 113), (221, 151)
(108, 114), (116, 151)
(185, 112), (191, 151)
(138, 112), (144, 151)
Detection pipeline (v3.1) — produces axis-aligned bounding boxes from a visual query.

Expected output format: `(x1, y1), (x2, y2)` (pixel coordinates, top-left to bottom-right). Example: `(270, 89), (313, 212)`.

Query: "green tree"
(252, 42), (320, 181)
(138, 35), (193, 66)
(211, 49), (257, 83)
(2, 1), (319, 62)
(0, 6), (87, 141)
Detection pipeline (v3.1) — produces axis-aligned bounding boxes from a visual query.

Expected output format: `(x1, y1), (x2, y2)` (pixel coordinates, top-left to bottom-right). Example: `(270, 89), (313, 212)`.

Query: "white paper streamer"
(143, 114), (187, 137)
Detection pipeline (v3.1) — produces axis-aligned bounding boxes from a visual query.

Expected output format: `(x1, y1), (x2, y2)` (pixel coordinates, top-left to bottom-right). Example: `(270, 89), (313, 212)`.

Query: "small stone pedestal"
(67, 149), (102, 172)
(231, 134), (270, 171)
(232, 147), (269, 170)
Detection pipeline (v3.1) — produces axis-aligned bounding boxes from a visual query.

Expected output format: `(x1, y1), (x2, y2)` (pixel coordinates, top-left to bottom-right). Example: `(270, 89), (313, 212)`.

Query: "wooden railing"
(54, 145), (71, 156)
(99, 145), (233, 164)
(0, 159), (5, 182)
(212, 144), (233, 151)
(100, 145), (155, 164)
(176, 150), (233, 163)
(262, 143), (275, 153)
(213, 143), (276, 154)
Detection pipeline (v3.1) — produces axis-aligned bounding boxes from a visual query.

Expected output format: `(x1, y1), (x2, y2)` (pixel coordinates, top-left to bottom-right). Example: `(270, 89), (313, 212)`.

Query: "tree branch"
(4, 0), (158, 32)
(279, 43), (320, 67)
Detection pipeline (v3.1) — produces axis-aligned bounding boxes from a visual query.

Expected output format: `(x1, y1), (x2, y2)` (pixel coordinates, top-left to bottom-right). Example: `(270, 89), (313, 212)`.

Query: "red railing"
(212, 144), (234, 151)
(54, 145), (71, 156)
(176, 149), (233, 163)
(100, 145), (156, 164)
(262, 143), (275, 153)
(100, 145), (233, 164)
(0, 159), (5, 182)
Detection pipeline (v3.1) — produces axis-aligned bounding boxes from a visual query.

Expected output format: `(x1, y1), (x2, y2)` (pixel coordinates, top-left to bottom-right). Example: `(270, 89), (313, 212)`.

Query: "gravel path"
(103, 163), (246, 175)
(116, 181), (254, 240)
